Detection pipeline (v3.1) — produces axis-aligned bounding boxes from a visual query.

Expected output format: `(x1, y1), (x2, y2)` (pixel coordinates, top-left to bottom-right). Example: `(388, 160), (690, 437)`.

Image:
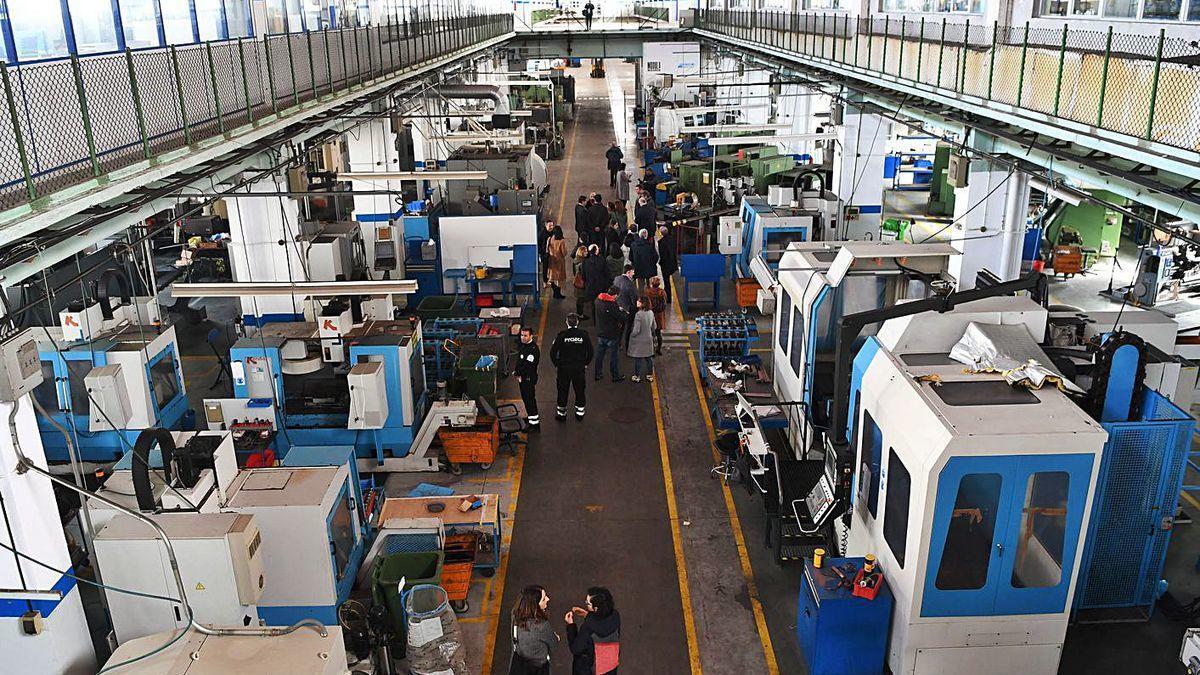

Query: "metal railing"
(695, 10), (1200, 155)
(0, 13), (514, 214)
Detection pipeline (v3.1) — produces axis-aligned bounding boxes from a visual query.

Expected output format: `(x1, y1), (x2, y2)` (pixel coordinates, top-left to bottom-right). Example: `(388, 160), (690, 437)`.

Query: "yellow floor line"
(479, 111), (576, 675)
(650, 376), (704, 674)
(686, 349), (780, 675)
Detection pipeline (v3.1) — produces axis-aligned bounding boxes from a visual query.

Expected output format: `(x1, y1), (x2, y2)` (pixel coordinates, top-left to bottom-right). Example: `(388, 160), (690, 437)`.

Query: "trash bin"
(371, 550), (444, 648)
(404, 584), (470, 675)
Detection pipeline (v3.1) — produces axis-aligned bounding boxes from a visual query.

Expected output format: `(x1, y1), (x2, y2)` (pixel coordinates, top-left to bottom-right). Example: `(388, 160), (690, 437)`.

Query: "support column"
(345, 117), (405, 280)
(225, 178), (311, 323)
(948, 134), (1030, 289)
(832, 105), (892, 239)
(0, 399), (97, 675)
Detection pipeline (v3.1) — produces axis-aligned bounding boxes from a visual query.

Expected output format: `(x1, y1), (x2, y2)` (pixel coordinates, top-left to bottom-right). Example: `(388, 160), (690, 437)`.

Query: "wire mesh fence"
(697, 10), (1200, 155)
(0, 12), (514, 214)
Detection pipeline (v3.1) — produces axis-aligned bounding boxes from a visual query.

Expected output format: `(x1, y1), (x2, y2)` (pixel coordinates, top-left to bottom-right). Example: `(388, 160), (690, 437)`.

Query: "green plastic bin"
(414, 295), (468, 320)
(371, 550), (444, 642)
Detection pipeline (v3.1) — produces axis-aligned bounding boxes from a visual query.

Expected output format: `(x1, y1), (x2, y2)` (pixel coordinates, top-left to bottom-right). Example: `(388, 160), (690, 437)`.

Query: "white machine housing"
(93, 512), (265, 644)
(772, 241), (956, 453)
(102, 626), (348, 675)
(84, 364), (132, 431)
(347, 361), (388, 429)
(222, 465), (361, 622)
(846, 298), (1107, 675)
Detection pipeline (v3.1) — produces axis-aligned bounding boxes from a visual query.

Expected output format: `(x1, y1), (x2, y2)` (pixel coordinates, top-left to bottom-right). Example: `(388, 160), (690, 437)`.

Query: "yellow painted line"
(650, 376), (704, 674)
(1181, 490), (1200, 513)
(670, 277), (686, 326)
(479, 112), (576, 675)
(686, 349), (780, 675)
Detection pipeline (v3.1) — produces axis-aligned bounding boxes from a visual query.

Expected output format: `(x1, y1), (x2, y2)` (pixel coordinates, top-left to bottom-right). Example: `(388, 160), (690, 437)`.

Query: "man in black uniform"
(515, 327), (541, 431)
(549, 313), (594, 421)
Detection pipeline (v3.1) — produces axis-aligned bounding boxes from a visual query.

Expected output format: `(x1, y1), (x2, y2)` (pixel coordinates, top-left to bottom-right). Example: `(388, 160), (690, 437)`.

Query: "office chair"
(476, 397), (527, 456)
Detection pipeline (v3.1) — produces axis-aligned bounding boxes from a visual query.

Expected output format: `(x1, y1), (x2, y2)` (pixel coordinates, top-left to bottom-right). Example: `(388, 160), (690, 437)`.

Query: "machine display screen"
(329, 491), (355, 580)
(150, 353), (180, 412)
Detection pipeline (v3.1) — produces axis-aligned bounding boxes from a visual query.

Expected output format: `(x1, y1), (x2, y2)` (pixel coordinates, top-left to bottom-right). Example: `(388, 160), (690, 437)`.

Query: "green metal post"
(958, 19), (969, 93)
(124, 49), (151, 159)
(822, 13), (828, 59)
(1, 63), (36, 201)
(69, 55), (101, 177)
(1096, 26), (1113, 127)
(1145, 28), (1165, 140)
(306, 31), (318, 100)
(1053, 25), (1067, 116)
(287, 33), (299, 107)
(852, 17), (859, 67)
(987, 21), (997, 100)
(842, 15), (849, 63)
(868, 18), (876, 70)
(898, 17), (906, 79)
(916, 18), (925, 84)
(937, 19), (946, 87)
(238, 38), (254, 125)
(264, 37), (279, 114)
(170, 46), (192, 145)
(206, 43), (224, 134)
(339, 29), (350, 89)
(324, 29), (334, 95)
(1016, 22), (1029, 106)
(882, 16), (889, 73)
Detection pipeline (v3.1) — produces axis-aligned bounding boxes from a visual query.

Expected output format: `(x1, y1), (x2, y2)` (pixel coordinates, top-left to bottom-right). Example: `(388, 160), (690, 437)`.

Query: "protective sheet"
(949, 322), (1085, 394)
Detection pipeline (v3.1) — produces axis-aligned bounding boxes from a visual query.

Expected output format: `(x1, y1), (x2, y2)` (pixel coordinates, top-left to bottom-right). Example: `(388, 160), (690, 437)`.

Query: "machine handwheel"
(451, 600), (470, 614)
(448, 462), (463, 475)
(480, 462), (493, 471)
(479, 568), (496, 578)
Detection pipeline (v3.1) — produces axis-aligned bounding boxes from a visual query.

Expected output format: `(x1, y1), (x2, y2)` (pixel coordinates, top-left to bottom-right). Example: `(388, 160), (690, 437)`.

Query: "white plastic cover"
(949, 322), (1084, 394)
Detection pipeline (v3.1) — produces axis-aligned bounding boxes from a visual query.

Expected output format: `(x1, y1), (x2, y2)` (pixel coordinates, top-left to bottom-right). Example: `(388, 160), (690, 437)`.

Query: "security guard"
(549, 313), (594, 421)
(515, 327), (541, 431)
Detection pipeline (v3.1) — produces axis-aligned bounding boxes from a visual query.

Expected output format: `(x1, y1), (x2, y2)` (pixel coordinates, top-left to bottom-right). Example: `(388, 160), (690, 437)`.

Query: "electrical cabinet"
(348, 361), (388, 429)
(94, 512), (265, 645)
(797, 557), (893, 675)
(84, 364), (132, 431)
(0, 329), (41, 402)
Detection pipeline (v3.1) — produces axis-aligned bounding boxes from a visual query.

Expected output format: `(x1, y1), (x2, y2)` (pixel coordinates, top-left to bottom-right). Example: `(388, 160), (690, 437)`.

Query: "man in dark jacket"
(537, 220), (555, 286)
(514, 327), (541, 430)
(628, 229), (659, 292)
(633, 195), (657, 233)
(582, 244), (610, 319)
(550, 313), (594, 421)
(605, 142), (624, 188)
(574, 196), (590, 244)
(657, 225), (679, 303)
(612, 264), (638, 349)
(587, 194), (608, 239)
(592, 287), (625, 382)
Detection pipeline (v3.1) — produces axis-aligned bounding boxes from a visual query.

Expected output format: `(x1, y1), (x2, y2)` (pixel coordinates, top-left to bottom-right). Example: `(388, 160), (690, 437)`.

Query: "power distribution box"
(85, 364), (133, 431)
(348, 361), (388, 429)
(0, 329), (42, 402)
(946, 153), (970, 188)
(718, 216), (744, 255)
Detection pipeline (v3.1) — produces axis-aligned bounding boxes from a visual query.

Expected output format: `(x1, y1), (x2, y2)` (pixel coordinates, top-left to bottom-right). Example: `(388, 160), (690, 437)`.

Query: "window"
(1103, 0), (1140, 15)
(859, 411), (883, 518)
(196, 0), (227, 41)
(68, 0), (120, 54)
(777, 290), (791, 355)
(226, 0), (252, 37)
(302, 0), (325, 30)
(881, 0), (982, 12)
(789, 304), (804, 377)
(9, 0), (70, 61)
(1143, 0), (1183, 18)
(150, 353), (180, 412)
(805, 0), (845, 7)
(287, 0), (306, 31)
(121, 0), (162, 49)
(329, 488), (355, 579)
(1073, 0), (1100, 14)
(1191, 0), (1200, 18)
(1011, 472), (1069, 589)
(1038, 0), (1070, 13)
(162, 0), (197, 44)
(934, 473), (1002, 590)
(883, 449), (911, 568)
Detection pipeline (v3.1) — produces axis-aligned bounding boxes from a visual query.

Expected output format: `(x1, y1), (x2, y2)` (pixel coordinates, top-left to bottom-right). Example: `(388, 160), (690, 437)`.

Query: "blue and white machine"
(733, 196), (816, 278)
(844, 298), (1108, 674)
(33, 319), (188, 463)
(204, 319), (437, 473)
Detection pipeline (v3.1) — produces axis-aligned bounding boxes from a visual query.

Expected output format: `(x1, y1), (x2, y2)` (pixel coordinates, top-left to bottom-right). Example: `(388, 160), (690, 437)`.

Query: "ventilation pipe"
(431, 84), (512, 129)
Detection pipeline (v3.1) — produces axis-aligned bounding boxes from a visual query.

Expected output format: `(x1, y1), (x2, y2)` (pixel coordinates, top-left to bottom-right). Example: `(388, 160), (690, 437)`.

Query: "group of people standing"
(510, 585), (620, 675)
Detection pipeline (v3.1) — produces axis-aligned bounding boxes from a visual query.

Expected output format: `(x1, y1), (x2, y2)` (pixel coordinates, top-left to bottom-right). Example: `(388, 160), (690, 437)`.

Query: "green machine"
(742, 146), (795, 193)
(927, 144), (957, 217)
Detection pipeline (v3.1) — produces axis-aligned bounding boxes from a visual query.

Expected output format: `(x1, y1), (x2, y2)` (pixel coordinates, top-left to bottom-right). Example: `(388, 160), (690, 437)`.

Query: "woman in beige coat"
(546, 225), (568, 299)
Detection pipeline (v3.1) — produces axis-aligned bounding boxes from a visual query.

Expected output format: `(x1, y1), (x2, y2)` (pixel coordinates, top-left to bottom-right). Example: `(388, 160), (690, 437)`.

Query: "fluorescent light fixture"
(680, 123), (792, 134)
(478, 79), (554, 88)
(340, 171), (489, 181)
(705, 132), (839, 146)
(171, 280), (420, 298)
(1029, 178), (1083, 206)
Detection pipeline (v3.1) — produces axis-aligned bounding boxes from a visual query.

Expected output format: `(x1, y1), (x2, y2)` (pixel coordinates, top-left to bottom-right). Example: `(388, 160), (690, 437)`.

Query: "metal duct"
(431, 85), (512, 128)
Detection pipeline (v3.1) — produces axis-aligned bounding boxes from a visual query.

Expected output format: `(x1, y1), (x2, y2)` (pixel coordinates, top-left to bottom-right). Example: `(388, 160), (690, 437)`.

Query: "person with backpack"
(645, 277), (667, 355)
(565, 587), (620, 675)
(510, 585), (557, 675)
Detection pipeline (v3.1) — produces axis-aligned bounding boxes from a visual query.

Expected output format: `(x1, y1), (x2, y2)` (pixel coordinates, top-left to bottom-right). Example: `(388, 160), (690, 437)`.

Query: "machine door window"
(328, 484), (356, 581)
(934, 473), (1003, 591)
(882, 449), (911, 568)
(777, 291), (791, 355)
(1010, 472), (1069, 590)
(922, 454), (1094, 617)
(149, 350), (180, 414)
(65, 359), (95, 415)
(858, 411), (883, 519)
(789, 304), (804, 377)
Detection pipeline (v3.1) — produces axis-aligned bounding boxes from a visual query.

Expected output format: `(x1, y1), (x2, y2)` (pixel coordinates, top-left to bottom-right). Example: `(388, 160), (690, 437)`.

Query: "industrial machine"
(33, 319), (187, 463)
(733, 194), (838, 278)
(222, 465), (362, 626)
(206, 319), (436, 472)
(93, 512), (266, 644)
(443, 144), (547, 217)
(103, 626), (348, 675)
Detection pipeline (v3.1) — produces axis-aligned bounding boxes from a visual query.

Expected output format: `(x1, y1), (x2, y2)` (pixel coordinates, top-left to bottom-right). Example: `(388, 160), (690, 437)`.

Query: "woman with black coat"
(565, 587), (621, 675)
(656, 225), (679, 303)
(581, 244), (610, 321)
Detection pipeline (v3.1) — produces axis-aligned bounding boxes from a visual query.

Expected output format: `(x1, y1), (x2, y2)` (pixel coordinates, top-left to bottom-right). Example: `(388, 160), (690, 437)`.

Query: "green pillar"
(69, 54), (101, 177)
(125, 49), (151, 159)
(1145, 28), (1165, 140)
(1, 63), (36, 201)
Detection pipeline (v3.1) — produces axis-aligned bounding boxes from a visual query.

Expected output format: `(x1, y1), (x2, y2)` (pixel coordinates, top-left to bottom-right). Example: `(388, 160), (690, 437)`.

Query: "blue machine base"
(258, 604), (340, 627)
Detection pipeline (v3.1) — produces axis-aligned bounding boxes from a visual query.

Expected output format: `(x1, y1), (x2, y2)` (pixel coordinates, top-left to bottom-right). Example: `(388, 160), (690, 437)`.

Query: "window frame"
(1034, 0), (1196, 20)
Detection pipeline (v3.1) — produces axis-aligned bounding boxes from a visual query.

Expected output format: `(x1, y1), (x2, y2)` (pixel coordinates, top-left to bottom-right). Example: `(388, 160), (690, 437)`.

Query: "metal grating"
(1077, 391), (1194, 614)
(381, 532), (440, 555)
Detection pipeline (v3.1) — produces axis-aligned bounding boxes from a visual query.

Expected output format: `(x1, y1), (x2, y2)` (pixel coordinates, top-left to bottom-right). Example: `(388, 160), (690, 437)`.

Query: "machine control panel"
(0, 329), (42, 402)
